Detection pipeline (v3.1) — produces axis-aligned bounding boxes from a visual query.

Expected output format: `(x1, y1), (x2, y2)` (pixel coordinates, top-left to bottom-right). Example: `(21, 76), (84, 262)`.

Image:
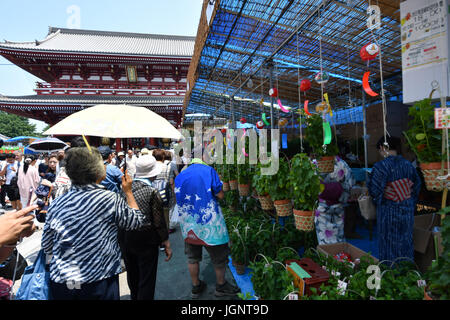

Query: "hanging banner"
(282, 134), (288, 149)
(323, 122), (332, 145)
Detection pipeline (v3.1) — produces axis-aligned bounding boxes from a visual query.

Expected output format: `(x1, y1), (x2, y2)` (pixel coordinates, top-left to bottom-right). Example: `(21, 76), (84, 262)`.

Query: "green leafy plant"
(403, 98), (443, 163)
(425, 207), (450, 299)
(229, 222), (249, 265)
(304, 113), (338, 158)
(267, 157), (292, 201)
(224, 190), (239, 211)
(237, 163), (254, 185)
(288, 153), (321, 211)
(249, 254), (295, 300)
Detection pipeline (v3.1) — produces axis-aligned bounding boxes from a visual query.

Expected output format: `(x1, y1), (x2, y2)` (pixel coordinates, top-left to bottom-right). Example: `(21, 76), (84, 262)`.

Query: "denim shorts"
(184, 242), (230, 268)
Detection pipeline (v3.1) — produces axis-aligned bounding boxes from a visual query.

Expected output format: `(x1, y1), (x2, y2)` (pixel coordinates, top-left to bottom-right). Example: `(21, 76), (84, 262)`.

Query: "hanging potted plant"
(304, 113), (338, 173)
(267, 157), (293, 217)
(288, 153), (321, 231)
(219, 163), (230, 192)
(403, 98), (447, 192)
(237, 163), (253, 197)
(252, 170), (274, 211)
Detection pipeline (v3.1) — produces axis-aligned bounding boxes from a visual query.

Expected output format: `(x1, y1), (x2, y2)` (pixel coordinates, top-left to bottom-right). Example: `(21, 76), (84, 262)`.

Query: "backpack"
(134, 178), (170, 206)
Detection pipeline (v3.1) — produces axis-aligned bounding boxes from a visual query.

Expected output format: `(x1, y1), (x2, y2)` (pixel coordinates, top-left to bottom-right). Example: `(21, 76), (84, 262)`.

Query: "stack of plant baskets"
(293, 209), (315, 231)
(273, 199), (293, 217)
(222, 181), (230, 192)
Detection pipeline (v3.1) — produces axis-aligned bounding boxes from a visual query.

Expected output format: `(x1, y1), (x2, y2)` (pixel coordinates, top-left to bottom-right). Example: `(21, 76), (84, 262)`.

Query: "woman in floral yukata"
(368, 136), (421, 262)
(315, 155), (355, 245)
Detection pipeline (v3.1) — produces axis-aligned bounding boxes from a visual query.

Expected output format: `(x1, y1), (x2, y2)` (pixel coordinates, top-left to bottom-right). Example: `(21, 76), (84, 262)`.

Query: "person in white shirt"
(125, 149), (137, 178)
(0, 154), (20, 210)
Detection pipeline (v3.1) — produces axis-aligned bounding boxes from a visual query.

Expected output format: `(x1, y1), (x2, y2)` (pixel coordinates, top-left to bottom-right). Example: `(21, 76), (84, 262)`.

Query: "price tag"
(337, 280), (347, 295)
(417, 280), (427, 287)
(288, 293), (299, 300)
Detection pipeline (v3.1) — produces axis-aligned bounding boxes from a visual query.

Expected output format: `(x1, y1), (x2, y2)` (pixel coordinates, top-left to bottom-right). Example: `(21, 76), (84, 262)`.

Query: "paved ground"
(6, 208), (239, 300)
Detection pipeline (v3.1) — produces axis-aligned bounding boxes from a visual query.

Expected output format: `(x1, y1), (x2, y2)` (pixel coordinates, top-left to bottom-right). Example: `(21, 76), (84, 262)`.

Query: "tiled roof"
(0, 27), (195, 57)
(0, 94), (184, 106)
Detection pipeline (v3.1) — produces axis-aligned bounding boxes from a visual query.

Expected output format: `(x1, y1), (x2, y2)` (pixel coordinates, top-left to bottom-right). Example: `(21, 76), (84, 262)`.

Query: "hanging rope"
(296, 31), (304, 152)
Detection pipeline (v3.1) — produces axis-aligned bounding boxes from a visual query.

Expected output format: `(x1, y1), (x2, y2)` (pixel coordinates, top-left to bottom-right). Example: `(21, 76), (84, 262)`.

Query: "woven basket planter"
(238, 184), (250, 196)
(317, 156), (335, 173)
(222, 181), (230, 192)
(229, 180), (238, 190)
(420, 162), (449, 192)
(293, 209), (315, 231)
(258, 194), (274, 210)
(273, 199), (293, 217)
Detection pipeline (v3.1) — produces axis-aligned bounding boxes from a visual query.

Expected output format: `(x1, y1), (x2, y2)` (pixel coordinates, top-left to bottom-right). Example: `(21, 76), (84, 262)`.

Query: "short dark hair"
(5, 153), (15, 159)
(376, 136), (401, 154)
(70, 136), (87, 148)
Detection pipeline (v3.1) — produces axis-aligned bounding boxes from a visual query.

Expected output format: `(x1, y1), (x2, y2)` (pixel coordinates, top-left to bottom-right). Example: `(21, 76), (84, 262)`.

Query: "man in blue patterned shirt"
(175, 154), (239, 299)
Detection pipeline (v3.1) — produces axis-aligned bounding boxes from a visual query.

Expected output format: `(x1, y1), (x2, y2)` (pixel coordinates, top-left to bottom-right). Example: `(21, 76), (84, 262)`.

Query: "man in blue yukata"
(174, 147), (240, 299)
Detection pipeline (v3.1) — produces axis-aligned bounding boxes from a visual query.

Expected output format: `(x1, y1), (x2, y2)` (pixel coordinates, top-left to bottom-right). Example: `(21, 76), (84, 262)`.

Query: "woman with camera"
(41, 147), (152, 300)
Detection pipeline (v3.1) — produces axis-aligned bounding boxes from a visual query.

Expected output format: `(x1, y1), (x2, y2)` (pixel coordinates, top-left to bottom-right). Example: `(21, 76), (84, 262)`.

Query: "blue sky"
(0, 0), (203, 132)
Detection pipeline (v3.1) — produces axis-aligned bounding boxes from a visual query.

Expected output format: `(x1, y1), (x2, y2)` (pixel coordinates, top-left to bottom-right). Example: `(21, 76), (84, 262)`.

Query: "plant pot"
(238, 184), (250, 196)
(232, 260), (246, 275)
(258, 194), (274, 210)
(419, 162), (450, 192)
(222, 181), (230, 192)
(293, 209), (315, 231)
(229, 180), (238, 190)
(317, 156), (335, 173)
(273, 199), (293, 217)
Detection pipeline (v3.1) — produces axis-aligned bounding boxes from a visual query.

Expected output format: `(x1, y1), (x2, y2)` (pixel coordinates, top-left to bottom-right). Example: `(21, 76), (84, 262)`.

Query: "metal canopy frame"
(183, 0), (402, 125)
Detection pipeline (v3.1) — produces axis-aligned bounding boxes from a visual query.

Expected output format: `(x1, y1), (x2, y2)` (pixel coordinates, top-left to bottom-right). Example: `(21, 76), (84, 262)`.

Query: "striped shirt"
(41, 184), (150, 284)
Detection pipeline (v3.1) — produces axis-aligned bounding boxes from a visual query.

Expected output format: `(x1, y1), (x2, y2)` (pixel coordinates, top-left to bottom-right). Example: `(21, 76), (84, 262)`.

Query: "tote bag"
(358, 195), (377, 221)
(15, 249), (50, 300)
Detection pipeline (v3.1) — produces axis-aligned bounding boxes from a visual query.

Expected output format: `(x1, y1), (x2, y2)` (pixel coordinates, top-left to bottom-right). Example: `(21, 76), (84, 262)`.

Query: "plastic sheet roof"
(184, 0), (402, 125)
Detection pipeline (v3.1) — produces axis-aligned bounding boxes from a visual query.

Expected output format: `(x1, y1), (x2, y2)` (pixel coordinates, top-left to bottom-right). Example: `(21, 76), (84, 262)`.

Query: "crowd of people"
(0, 137), (239, 300)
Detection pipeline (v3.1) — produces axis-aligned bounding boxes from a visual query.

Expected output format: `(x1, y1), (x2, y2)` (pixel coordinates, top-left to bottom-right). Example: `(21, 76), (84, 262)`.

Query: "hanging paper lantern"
(314, 72), (329, 84)
(360, 43), (379, 61)
(300, 79), (311, 92)
(221, 128), (227, 134)
(278, 118), (288, 127)
(256, 121), (264, 129)
(269, 88), (278, 97)
(240, 117), (247, 124)
(247, 79), (254, 88)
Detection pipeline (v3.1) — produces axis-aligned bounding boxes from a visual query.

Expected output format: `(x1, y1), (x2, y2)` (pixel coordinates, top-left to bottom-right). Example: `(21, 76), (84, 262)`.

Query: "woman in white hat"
(118, 155), (172, 300)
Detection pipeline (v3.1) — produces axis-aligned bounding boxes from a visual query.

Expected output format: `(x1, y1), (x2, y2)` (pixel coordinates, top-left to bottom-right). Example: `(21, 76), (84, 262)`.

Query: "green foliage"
(267, 157), (292, 201)
(403, 98), (443, 163)
(288, 153), (321, 211)
(425, 207), (450, 299)
(304, 114), (338, 157)
(0, 111), (38, 138)
(224, 190), (239, 211)
(249, 255), (295, 300)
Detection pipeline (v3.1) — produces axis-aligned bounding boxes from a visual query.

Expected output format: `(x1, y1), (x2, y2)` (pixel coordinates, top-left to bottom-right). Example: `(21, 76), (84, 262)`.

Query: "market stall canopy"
(26, 137), (69, 153)
(43, 104), (184, 140)
(184, 0), (402, 123)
